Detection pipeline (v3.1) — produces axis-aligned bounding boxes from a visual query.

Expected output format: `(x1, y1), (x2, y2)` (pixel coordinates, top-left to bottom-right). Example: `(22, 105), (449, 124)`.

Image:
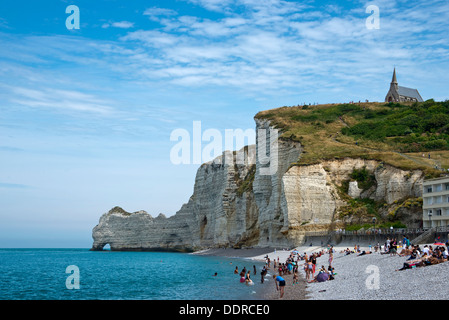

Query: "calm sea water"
(0, 249), (268, 300)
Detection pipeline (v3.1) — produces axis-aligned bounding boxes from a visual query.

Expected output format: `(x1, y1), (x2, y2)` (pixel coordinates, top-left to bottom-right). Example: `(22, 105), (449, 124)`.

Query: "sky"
(0, 0), (448, 248)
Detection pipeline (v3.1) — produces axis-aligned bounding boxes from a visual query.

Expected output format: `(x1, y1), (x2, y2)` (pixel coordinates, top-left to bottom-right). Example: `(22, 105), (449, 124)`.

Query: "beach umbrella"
(316, 273), (329, 282)
(434, 242), (445, 246)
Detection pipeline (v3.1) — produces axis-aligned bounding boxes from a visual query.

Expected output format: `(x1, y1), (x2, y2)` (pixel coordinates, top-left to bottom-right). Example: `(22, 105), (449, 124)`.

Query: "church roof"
(397, 86), (424, 102)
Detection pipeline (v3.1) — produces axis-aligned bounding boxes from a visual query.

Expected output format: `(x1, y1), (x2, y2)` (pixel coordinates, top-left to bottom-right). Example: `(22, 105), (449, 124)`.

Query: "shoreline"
(191, 247), (277, 259)
(193, 247), (312, 300)
(193, 242), (449, 300)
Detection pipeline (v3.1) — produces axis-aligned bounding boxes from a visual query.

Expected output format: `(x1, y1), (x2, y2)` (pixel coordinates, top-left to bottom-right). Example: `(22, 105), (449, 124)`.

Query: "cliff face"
(92, 119), (425, 251)
(92, 145), (262, 251)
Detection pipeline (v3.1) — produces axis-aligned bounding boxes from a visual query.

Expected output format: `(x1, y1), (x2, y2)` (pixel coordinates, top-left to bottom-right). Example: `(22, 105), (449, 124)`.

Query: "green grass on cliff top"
(255, 100), (449, 177)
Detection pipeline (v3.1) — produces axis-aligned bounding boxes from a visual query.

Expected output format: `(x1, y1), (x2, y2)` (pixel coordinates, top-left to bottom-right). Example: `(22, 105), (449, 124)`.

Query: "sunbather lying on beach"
(341, 248), (354, 255)
(396, 252), (446, 271)
(396, 258), (424, 271)
(357, 250), (372, 256)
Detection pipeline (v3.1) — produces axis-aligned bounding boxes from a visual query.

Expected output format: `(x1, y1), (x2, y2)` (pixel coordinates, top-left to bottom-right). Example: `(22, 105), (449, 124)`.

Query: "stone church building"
(385, 68), (424, 103)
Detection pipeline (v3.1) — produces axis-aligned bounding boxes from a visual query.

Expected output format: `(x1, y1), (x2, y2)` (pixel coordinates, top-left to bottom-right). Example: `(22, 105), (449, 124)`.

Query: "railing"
(305, 227), (449, 237)
(340, 228), (422, 236)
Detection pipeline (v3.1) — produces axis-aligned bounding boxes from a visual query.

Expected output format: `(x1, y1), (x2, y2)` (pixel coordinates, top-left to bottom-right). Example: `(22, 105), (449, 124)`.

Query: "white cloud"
(102, 21), (135, 29)
(143, 7), (178, 17)
(108, 0), (449, 101)
(186, 0), (235, 12)
(8, 86), (116, 115)
(3, 0), (448, 105)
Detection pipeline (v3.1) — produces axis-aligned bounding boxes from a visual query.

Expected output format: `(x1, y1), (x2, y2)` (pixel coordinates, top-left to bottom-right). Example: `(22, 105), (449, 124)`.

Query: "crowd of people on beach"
(231, 246), (337, 298)
(231, 235), (449, 299)
(338, 235), (449, 272)
(396, 243), (449, 271)
(264, 246), (337, 297)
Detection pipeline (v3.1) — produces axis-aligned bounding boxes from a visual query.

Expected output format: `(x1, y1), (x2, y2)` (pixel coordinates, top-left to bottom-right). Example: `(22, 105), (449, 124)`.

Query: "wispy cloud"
(8, 86), (116, 115)
(186, 0), (235, 12)
(1, 0), (449, 109)
(102, 21), (135, 29)
(143, 7), (178, 19)
(0, 182), (33, 189)
(114, 0), (449, 99)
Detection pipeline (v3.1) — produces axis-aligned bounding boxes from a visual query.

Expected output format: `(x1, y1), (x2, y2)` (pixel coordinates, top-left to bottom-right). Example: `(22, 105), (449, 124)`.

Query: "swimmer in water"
(245, 271), (253, 285)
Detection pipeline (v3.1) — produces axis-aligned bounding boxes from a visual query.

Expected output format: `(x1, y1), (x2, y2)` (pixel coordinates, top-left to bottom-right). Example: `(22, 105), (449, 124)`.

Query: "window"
(427, 187), (433, 193)
(435, 185), (442, 192)
(437, 209), (442, 216)
(445, 184), (449, 190)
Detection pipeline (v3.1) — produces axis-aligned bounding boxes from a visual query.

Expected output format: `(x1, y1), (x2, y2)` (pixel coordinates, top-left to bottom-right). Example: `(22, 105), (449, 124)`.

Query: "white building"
(422, 176), (449, 228)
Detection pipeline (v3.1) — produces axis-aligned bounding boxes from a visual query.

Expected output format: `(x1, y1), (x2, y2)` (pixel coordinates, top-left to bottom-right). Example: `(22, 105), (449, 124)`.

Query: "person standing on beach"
(329, 246), (334, 268)
(293, 271), (298, 285)
(305, 260), (313, 281)
(273, 275), (286, 298)
(310, 253), (317, 276)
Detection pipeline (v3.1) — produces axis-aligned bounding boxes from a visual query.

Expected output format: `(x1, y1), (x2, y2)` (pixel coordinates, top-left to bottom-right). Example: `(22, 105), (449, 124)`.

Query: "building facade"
(385, 68), (424, 103)
(422, 176), (449, 228)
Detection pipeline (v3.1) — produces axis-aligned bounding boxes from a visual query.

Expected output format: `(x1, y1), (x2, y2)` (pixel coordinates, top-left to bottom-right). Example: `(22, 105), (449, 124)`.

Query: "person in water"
(260, 266), (267, 283)
(245, 271), (254, 285)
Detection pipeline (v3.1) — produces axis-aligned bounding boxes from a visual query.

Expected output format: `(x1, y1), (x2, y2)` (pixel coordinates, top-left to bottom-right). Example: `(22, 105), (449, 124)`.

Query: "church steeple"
(391, 68), (398, 90)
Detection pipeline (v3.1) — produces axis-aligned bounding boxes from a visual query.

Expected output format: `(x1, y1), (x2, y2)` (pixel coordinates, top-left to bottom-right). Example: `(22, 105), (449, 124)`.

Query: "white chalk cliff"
(91, 118), (425, 251)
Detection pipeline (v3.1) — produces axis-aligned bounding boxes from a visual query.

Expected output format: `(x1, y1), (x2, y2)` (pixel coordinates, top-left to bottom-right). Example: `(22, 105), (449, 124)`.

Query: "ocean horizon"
(0, 248), (267, 300)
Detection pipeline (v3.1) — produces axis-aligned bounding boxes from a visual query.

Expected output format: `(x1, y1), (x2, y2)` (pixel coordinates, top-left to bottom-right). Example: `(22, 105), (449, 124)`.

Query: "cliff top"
(107, 206), (149, 216)
(255, 100), (449, 177)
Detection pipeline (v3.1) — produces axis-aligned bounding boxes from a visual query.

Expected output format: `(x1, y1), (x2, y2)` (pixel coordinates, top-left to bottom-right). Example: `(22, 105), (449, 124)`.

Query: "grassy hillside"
(255, 100), (449, 177)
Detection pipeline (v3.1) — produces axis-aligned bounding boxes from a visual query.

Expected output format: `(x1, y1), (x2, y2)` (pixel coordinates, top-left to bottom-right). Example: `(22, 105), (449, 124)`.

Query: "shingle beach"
(196, 243), (449, 300)
(251, 243), (449, 300)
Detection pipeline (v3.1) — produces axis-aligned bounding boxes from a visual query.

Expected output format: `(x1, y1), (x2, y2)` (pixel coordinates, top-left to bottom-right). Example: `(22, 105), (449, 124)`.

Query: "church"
(385, 68), (424, 103)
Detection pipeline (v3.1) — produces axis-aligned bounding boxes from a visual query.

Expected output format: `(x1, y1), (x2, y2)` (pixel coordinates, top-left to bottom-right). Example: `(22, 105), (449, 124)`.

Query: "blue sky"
(0, 0), (448, 248)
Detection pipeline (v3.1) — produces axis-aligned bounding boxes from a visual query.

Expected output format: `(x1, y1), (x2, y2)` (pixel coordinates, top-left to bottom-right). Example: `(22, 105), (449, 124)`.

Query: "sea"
(0, 248), (268, 300)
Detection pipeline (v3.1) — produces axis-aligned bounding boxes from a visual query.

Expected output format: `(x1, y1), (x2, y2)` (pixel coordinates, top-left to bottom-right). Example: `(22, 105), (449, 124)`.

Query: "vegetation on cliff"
(256, 100), (449, 230)
(255, 100), (449, 177)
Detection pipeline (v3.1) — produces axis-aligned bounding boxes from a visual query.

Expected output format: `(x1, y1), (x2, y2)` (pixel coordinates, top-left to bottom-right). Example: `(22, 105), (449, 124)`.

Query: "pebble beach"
(251, 243), (449, 300)
(196, 243), (449, 300)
